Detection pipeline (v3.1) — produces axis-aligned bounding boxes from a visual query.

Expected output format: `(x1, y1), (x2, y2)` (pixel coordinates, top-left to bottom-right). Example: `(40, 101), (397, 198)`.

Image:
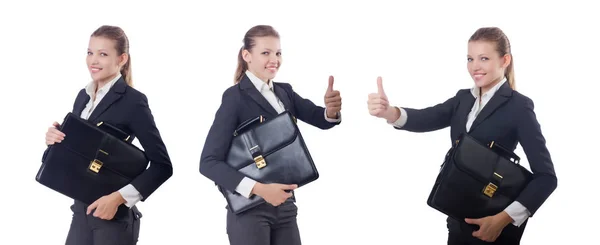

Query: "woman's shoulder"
(222, 82), (242, 95)
(510, 90), (535, 110)
(455, 88), (471, 97)
(449, 88), (472, 100)
(118, 85), (152, 107)
(216, 83), (243, 104)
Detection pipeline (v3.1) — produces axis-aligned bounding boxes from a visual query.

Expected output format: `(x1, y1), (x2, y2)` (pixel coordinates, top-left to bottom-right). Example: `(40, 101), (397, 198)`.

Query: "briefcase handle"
(96, 121), (131, 142)
(233, 115), (264, 136)
(232, 112), (298, 136)
(488, 141), (520, 164)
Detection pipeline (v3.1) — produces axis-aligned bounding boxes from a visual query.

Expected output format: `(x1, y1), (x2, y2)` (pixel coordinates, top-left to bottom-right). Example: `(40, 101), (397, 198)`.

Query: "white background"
(1, 0), (598, 244)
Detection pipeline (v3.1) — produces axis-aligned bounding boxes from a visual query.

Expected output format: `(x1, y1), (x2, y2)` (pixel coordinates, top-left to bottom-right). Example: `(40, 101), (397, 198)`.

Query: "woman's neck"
(94, 73), (119, 93)
(480, 76), (503, 95)
(248, 70), (270, 84)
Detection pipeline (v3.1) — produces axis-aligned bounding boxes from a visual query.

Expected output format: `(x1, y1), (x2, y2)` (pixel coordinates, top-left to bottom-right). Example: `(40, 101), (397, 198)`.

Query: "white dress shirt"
(235, 70), (342, 198)
(390, 77), (530, 227)
(80, 73), (142, 208)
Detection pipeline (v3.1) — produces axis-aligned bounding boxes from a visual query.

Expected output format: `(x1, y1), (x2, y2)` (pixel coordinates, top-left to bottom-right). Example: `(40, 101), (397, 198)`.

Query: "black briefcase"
(427, 133), (533, 222)
(219, 111), (319, 214)
(36, 112), (149, 215)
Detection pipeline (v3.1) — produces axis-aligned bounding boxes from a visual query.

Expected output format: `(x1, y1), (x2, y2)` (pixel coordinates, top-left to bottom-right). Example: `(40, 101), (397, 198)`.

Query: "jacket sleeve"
(396, 90), (464, 132)
(127, 93), (173, 201)
(199, 88), (249, 192)
(284, 83), (340, 130)
(513, 96), (558, 216)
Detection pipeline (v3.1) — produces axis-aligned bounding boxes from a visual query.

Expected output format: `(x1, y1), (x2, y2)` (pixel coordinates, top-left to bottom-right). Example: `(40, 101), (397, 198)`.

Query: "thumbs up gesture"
(368, 76), (399, 122)
(324, 76), (342, 119)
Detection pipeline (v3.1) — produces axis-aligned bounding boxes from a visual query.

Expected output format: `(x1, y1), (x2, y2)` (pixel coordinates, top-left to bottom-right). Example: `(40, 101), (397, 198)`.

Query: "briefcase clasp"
(483, 183), (498, 198)
(89, 159), (103, 173)
(254, 155), (267, 169)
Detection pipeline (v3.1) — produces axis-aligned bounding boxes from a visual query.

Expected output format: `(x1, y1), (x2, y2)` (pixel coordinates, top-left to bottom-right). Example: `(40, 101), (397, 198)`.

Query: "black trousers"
(226, 200), (301, 245)
(446, 216), (526, 245)
(65, 200), (142, 245)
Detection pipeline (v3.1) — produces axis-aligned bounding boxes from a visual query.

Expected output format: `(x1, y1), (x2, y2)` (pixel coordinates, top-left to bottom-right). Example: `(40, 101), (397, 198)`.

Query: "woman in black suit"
(367, 27), (557, 244)
(43, 25), (173, 245)
(199, 25), (342, 245)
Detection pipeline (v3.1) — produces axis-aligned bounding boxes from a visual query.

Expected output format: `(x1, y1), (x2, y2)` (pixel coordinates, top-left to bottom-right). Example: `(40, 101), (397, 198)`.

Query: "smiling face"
(242, 36), (282, 83)
(467, 40), (510, 91)
(86, 36), (128, 85)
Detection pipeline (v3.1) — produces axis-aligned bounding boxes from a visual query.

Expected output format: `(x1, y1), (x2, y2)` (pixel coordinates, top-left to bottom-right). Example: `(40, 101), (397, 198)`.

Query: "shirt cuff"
(235, 177), (257, 198)
(388, 107), (408, 128)
(504, 201), (531, 227)
(118, 184), (143, 208)
(324, 109), (341, 123)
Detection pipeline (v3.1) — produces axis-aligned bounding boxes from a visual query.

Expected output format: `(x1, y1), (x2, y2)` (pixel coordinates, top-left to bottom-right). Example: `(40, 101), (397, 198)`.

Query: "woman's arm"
(127, 93), (173, 201)
(282, 83), (341, 130)
(199, 88), (249, 193)
(513, 96), (558, 216)
(393, 90), (466, 132)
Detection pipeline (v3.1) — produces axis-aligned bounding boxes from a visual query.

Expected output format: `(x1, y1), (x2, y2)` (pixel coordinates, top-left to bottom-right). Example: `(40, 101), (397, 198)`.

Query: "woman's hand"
(251, 183), (298, 207)
(367, 77), (400, 123)
(45, 121), (65, 145)
(465, 211), (513, 242)
(324, 76), (342, 118)
(86, 191), (127, 220)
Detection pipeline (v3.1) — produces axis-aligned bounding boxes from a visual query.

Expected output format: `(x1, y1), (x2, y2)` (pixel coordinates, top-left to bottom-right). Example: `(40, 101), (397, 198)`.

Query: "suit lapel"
(87, 78), (127, 121)
(73, 92), (89, 117)
(469, 82), (512, 132)
(272, 83), (292, 112)
(239, 75), (279, 117)
(456, 93), (475, 135)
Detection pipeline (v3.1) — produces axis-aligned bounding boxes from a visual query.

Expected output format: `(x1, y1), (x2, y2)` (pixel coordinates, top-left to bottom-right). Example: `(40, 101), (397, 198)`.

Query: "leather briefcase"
(36, 112), (149, 216)
(427, 133), (533, 222)
(219, 111), (319, 214)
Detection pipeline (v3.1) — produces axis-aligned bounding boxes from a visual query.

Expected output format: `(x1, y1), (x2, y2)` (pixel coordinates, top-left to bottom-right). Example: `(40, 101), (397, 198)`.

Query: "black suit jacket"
(397, 82), (557, 217)
(200, 74), (341, 193)
(42, 77), (173, 202)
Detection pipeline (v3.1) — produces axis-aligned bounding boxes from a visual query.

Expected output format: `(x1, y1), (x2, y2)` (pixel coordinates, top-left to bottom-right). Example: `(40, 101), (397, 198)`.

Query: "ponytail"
(506, 56), (515, 90)
(121, 55), (133, 87)
(234, 46), (247, 84)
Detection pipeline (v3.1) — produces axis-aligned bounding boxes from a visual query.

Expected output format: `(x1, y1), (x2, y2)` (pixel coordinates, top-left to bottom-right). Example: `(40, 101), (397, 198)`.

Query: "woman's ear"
(502, 54), (511, 69)
(119, 53), (129, 67)
(242, 49), (251, 63)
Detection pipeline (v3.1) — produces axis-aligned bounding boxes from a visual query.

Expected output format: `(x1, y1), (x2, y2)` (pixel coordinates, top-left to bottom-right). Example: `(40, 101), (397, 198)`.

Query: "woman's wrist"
(385, 106), (401, 123)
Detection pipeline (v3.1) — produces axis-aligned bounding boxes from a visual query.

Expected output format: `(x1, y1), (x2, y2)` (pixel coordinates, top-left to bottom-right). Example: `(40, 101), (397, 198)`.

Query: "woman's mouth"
(473, 73), (486, 80)
(90, 67), (103, 73)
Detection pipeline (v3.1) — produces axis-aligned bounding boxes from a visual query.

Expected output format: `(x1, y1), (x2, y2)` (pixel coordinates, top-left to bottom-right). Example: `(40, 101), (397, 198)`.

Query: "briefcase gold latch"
(89, 159), (103, 173)
(483, 183), (498, 198)
(254, 155), (266, 169)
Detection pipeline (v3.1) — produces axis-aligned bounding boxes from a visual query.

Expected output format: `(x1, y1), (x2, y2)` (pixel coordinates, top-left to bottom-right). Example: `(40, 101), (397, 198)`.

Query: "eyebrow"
(87, 49), (108, 52)
(466, 53), (489, 57)
(263, 48), (282, 52)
